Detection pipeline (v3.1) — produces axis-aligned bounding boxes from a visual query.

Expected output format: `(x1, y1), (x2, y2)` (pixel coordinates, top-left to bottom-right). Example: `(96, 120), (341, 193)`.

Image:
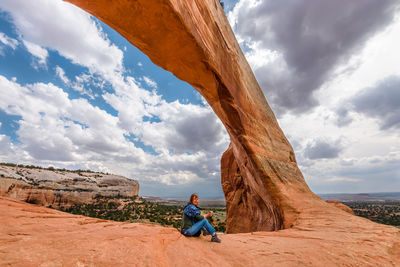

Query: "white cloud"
(0, 73), (229, 188)
(226, 0), (400, 194)
(142, 76), (158, 89)
(302, 152), (400, 194)
(0, 0), (234, 197)
(0, 0), (123, 78)
(280, 101), (400, 193)
(316, 14), (400, 108)
(55, 66), (70, 85)
(103, 74), (229, 184)
(304, 138), (342, 160)
(229, 0), (400, 115)
(325, 177), (361, 183)
(23, 40), (48, 68)
(0, 0), (232, 193)
(0, 134), (15, 160)
(104, 76), (229, 158)
(142, 101), (229, 156)
(157, 171), (202, 186)
(0, 32), (18, 49)
(103, 76), (159, 135)
(0, 75), (143, 162)
(243, 41), (281, 71)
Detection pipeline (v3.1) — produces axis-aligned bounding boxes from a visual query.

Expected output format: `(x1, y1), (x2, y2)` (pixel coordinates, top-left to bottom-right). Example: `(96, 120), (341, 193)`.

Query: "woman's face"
(193, 196), (199, 206)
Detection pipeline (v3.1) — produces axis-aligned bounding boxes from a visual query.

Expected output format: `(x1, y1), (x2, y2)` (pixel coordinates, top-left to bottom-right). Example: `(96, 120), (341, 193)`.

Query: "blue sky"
(0, 0), (399, 198)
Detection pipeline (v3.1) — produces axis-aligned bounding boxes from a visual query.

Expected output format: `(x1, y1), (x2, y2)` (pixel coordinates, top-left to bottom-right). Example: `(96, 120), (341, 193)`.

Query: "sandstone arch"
(65, 0), (325, 233)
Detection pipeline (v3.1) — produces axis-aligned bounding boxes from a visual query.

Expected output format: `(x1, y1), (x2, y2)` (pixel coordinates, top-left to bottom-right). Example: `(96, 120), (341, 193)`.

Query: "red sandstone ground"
(1, 196), (399, 266)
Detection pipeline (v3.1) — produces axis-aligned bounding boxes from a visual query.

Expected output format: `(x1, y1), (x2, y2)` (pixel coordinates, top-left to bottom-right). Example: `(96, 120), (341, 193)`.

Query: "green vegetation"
(0, 162), (109, 174)
(58, 195), (227, 232)
(347, 201), (400, 227)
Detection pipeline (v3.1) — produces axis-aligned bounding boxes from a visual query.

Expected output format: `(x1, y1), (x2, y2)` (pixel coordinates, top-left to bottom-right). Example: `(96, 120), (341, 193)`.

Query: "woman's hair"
(189, 193), (198, 204)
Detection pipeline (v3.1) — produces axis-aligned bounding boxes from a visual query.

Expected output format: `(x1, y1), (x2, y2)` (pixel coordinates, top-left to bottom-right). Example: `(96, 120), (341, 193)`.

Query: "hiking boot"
(211, 234), (221, 243)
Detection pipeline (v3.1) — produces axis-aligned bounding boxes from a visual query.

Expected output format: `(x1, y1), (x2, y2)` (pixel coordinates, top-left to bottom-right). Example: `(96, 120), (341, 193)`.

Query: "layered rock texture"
(0, 165), (139, 208)
(1, 197), (399, 266)
(65, 0), (323, 232)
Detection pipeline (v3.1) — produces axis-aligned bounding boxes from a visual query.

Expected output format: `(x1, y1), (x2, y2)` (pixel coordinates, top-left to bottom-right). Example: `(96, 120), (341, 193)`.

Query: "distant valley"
(319, 192), (400, 202)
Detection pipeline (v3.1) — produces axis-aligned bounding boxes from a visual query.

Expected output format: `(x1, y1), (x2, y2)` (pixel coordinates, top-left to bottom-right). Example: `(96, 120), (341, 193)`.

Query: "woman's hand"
(204, 211), (213, 218)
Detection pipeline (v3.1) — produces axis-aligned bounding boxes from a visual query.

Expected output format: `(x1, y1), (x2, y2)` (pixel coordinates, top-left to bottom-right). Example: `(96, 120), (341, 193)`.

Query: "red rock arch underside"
(66, 0), (324, 233)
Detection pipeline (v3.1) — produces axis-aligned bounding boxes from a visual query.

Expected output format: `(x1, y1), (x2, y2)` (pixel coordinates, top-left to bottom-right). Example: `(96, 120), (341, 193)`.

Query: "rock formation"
(0, 165), (138, 208)
(64, 0), (325, 233)
(1, 197), (399, 266)
(3, 1), (398, 264)
(326, 200), (355, 215)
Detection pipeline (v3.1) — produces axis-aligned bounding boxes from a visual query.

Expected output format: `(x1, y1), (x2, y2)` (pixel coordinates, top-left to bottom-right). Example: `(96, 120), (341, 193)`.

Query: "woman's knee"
(200, 218), (209, 225)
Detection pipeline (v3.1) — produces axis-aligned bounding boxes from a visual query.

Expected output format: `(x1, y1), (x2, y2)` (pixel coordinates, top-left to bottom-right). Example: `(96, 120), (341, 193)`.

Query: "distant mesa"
(0, 163), (139, 208)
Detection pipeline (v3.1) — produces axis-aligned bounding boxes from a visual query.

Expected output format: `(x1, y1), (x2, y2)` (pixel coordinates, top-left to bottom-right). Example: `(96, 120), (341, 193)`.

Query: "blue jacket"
(183, 203), (200, 217)
(181, 203), (204, 230)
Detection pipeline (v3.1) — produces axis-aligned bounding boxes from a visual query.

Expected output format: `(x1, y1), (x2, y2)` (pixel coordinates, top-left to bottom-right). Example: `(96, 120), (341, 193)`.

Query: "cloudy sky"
(0, 0), (399, 198)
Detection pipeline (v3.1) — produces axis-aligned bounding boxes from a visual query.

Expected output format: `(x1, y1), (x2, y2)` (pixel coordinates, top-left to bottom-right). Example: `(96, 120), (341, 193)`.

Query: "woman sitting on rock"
(180, 193), (221, 243)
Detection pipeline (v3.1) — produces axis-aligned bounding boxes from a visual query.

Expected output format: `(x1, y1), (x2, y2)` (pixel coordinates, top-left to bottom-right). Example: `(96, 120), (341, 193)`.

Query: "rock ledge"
(1, 196), (399, 266)
(0, 165), (139, 207)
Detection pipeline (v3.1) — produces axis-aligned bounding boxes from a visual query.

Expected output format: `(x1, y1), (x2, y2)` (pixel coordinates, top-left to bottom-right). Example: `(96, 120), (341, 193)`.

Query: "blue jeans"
(182, 219), (215, 236)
